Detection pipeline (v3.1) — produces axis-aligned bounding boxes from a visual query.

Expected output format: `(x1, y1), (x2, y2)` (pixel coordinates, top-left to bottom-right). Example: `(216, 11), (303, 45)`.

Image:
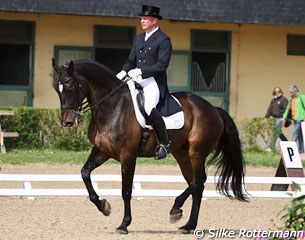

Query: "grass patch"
(243, 149), (281, 168)
(0, 149), (178, 165)
(0, 148), (287, 168)
(0, 149), (90, 164)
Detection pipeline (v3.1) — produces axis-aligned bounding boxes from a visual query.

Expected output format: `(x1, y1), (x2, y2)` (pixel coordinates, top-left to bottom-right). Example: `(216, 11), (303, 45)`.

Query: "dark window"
(192, 31), (228, 51)
(0, 21), (32, 43)
(0, 20), (34, 106)
(191, 30), (229, 93)
(287, 35), (305, 56)
(0, 44), (30, 85)
(95, 48), (130, 74)
(192, 52), (226, 92)
(0, 21), (33, 87)
(94, 25), (135, 73)
(95, 26), (135, 48)
(191, 30), (231, 110)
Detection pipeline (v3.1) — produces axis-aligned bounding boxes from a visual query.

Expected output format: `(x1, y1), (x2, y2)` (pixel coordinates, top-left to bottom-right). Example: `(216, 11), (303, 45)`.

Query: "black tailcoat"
(123, 28), (182, 116)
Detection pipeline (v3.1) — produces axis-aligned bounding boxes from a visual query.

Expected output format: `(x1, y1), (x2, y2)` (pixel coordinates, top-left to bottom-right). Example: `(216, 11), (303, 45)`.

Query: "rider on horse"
(117, 5), (181, 160)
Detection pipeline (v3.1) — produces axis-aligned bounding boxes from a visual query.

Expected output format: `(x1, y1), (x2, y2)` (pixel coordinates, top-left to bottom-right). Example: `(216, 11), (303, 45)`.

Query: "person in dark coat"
(116, 5), (180, 160)
(265, 86), (288, 147)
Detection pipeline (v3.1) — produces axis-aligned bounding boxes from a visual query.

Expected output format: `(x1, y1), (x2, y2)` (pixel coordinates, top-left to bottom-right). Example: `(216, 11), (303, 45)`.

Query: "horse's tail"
(207, 107), (248, 201)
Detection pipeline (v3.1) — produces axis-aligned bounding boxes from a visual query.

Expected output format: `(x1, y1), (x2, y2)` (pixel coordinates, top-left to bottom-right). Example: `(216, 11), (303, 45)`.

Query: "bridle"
(56, 69), (131, 115)
(57, 74), (84, 115)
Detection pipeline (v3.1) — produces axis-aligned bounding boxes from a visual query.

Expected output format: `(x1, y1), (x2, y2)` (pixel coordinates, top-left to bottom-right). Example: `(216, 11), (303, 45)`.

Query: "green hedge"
(0, 107), (278, 152)
(0, 107), (91, 151)
(241, 117), (278, 150)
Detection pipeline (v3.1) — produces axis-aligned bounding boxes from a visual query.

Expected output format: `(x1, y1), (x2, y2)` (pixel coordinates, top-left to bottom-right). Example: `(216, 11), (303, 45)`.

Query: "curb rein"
(79, 76), (132, 114)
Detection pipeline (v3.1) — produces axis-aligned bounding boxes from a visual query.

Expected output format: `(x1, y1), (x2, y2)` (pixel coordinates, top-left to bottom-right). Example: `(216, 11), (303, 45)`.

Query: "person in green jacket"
(282, 85), (305, 153)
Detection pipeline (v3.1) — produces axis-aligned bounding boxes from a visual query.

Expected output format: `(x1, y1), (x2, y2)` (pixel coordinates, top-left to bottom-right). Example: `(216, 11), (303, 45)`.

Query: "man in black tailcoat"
(117, 5), (181, 160)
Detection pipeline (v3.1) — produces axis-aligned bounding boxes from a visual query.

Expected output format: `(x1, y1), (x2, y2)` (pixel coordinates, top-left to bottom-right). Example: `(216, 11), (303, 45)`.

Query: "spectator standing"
(265, 87), (288, 148)
(283, 85), (305, 153)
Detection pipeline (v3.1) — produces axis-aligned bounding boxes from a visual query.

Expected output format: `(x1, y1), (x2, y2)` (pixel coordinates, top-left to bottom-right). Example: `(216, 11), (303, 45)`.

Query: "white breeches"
(134, 76), (160, 115)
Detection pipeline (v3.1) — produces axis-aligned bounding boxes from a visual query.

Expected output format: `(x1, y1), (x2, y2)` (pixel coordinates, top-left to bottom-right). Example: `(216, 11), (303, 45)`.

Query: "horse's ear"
(67, 61), (74, 75)
(52, 58), (59, 73)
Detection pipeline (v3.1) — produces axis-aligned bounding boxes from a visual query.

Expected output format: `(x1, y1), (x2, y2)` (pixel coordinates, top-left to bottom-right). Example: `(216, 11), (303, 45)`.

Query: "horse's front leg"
(115, 156), (136, 234)
(170, 149), (193, 223)
(81, 147), (111, 216)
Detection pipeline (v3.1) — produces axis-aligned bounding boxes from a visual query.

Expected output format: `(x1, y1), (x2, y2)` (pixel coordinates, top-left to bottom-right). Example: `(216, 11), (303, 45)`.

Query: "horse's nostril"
(63, 121), (73, 127)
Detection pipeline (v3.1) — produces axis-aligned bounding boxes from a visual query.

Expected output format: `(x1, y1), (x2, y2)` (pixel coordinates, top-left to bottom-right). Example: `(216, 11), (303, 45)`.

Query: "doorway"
(191, 30), (231, 110)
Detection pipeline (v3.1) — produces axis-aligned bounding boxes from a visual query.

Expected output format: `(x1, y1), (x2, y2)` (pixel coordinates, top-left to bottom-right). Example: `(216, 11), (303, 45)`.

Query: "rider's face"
(140, 16), (157, 33)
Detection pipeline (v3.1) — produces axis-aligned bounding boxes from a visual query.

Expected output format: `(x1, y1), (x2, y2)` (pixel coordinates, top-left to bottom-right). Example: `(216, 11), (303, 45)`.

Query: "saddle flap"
(126, 80), (184, 129)
(136, 90), (148, 120)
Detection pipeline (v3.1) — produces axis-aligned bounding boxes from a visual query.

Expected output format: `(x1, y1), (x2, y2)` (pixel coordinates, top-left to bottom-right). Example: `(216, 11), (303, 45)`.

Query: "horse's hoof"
(169, 209), (183, 223)
(102, 199), (111, 216)
(178, 226), (191, 234)
(115, 227), (128, 234)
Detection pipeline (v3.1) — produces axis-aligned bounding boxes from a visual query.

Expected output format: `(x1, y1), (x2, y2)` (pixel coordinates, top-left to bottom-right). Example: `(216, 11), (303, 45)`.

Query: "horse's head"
(52, 59), (86, 127)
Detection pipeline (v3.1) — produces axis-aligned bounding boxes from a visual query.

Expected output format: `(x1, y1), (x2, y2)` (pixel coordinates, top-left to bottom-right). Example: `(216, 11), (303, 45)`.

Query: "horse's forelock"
(58, 64), (69, 75)
(56, 62), (76, 81)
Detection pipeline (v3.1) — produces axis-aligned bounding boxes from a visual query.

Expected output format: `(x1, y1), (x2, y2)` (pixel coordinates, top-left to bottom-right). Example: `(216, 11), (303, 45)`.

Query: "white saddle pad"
(127, 80), (184, 129)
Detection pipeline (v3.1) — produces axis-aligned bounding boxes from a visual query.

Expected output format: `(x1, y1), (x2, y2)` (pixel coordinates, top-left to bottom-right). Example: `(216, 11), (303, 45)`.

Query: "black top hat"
(138, 5), (162, 20)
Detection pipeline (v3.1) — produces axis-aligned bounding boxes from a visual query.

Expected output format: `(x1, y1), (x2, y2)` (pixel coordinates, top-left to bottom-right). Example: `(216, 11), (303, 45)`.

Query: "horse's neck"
(77, 62), (132, 124)
(88, 83), (131, 121)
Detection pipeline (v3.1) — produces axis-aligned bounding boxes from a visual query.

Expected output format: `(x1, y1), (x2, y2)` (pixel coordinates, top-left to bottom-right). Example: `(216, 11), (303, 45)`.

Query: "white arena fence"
(1, 174), (305, 199)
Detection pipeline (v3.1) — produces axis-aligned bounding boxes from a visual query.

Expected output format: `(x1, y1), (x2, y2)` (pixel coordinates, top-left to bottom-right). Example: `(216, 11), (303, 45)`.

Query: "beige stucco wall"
(236, 24), (305, 120)
(1, 12), (305, 124)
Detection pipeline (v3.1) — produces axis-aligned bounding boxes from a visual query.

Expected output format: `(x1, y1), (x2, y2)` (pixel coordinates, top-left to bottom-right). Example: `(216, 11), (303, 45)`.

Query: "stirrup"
(154, 143), (170, 160)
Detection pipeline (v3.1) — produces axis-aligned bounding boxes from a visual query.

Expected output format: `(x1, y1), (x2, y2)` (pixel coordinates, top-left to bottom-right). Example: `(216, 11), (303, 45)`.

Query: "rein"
(80, 76), (131, 113)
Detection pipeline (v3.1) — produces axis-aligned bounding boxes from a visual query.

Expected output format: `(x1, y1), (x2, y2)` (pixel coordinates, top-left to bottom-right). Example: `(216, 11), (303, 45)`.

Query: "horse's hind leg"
(170, 185), (193, 223)
(81, 147), (111, 216)
(172, 146), (207, 234)
(179, 150), (207, 234)
(178, 183), (205, 234)
(170, 148), (193, 223)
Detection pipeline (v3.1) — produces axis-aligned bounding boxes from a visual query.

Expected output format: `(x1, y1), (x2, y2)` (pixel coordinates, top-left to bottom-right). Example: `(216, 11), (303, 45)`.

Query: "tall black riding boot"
(149, 108), (170, 160)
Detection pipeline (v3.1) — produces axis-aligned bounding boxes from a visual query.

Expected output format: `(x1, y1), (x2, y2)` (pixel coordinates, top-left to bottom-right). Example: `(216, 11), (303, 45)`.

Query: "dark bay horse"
(52, 59), (247, 234)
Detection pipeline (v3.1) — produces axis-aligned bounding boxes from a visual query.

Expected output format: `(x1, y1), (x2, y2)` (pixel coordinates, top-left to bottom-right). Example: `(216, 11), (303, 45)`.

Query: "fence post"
(0, 125), (6, 153)
(21, 181), (35, 200)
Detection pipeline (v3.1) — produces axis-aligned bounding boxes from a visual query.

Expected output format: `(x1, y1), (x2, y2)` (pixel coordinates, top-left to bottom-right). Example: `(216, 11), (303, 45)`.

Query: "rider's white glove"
(116, 70), (127, 80)
(128, 68), (142, 79)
